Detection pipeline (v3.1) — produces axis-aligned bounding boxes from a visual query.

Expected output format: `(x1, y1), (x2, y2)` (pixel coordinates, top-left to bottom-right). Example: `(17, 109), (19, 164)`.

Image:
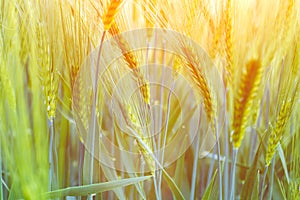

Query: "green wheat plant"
(0, 0), (299, 199)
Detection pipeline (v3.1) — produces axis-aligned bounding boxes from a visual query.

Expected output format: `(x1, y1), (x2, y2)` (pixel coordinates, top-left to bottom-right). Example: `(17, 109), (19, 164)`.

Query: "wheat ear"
(224, 0), (233, 85)
(109, 22), (150, 105)
(102, 0), (123, 31)
(36, 23), (57, 120)
(181, 46), (215, 127)
(232, 59), (263, 148)
(0, 65), (16, 112)
(265, 101), (292, 166)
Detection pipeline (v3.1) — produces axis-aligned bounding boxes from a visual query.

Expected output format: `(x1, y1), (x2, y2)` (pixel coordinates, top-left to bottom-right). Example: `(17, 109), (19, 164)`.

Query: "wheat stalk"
(83, 1), (125, 192)
(231, 59), (263, 148)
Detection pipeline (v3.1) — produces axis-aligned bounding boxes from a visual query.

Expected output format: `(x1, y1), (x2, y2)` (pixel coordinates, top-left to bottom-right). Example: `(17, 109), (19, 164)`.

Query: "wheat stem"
(88, 32), (106, 197)
(190, 131), (200, 200)
(207, 146), (216, 188)
(78, 141), (84, 186)
(268, 157), (275, 200)
(215, 118), (223, 200)
(158, 81), (175, 198)
(229, 148), (238, 200)
(260, 166), (268, 200)
(223, 91), (230, 199)
(48, 119), (55, 191)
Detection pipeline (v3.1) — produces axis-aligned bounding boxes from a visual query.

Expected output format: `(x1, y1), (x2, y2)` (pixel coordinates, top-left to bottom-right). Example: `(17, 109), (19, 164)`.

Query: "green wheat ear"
(265, 101), (292, 166)
(0, 65), (16, 112)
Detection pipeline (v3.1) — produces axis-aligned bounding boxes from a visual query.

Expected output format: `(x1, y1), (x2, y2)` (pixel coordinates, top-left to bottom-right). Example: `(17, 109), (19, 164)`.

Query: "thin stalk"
(49, 119), (55, 191)
(229, 148), (238, 200)
(190, 134), (200, 200)
(0, 179), (9, 199)
(260, 166), (268, 200)
(250, 99), (263, 164)
(157, 42), (167, 199)
(145, 42), (157, 188)
(224, 109), (229, 199)
(215, 119), (223, 200)
(140, 150), (145, 198)
(108, 119), (115, 200)
(146, 40), (160, 200)
(153, 174), (160, 200)
(190, 109), (201, 200)
(158, 81), (175, 199)
(200, 160), (205, 196)
(268, 157), (275, 200)
(207, 145), (216, 186)
(78, 141), (84, 186)
(53, 121), (59, 190)
(88, 31), (106, 200)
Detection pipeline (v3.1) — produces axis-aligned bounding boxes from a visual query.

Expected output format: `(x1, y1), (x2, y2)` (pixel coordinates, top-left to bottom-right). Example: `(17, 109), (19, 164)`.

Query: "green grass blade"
(45, 176), (152, 198)
(202, 169), (217, 200)
(162, 170), (185, 200)
(100, 165), (125, 199)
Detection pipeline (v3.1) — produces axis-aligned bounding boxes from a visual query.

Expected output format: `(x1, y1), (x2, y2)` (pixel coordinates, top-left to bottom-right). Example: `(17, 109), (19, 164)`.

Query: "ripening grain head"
(103, 0), (124, 31)
(181, 46), (215, 129)
(232, 59), (263, 148)
(265, 101), (292, 166)
(223, 0), (233, 86)
(109, 22), (150, 105)
(0, 65), (16, 112)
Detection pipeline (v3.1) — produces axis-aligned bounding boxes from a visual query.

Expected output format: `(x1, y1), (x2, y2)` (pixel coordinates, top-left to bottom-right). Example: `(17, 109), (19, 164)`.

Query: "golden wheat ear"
(224, 0), (234, 86)
(108, 22), (150, 105)
(232, 59), (263, 148)
(180, 46), (215, 127)
(102, 0), (124, 31)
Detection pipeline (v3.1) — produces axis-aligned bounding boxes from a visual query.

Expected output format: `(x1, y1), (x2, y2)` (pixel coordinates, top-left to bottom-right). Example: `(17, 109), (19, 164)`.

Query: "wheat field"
(0, 0), (299, 199)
